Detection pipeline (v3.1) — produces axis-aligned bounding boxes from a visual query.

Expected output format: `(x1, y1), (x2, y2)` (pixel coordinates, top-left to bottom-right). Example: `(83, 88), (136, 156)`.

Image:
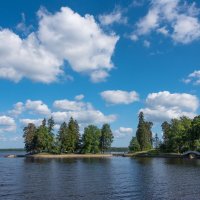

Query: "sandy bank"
(27, 153), (112, 158)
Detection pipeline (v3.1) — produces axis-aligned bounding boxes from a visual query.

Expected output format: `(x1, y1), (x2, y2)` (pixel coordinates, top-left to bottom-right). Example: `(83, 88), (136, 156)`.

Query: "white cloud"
(100, 90), (139, 105)
(38, 7), (119, 82)
(53, 98), (116, 125)
(6, 97), (117, 133)
(52, 110), (116, 125)
(9, 102), (24, 117)
(0, 116), (16, 132)
(53, 99), (92, 111)
(25, 100), (51, 115)
(136, 8), (159, 35)
(0, 30), (62, 83)
(20, 118), (43, 126)
(140, 91), (199, 122)
(133, 0), (200, 44)
(183, 70), (200, 85)
(90, 70), (109, 83)
(99, 7), (127, 26)
(157, 26), (169, 36)
(0, 7), (119, 83)
(75, 94), (84, 101)
(114, 127), (133, 138)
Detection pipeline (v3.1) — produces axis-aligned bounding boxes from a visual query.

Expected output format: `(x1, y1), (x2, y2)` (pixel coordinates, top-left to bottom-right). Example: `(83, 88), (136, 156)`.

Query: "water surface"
(0, 151), (200, 200)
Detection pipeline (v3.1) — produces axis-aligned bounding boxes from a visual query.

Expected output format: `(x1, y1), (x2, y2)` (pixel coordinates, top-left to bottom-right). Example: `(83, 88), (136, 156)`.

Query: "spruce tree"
(66, 117), (80, 153)
(23, 123), (37, 153)
(57, 122), (68, 153)
(82, 125), (101, 154)
(136, 112), (153, 151)
(100, 124), (114, 153)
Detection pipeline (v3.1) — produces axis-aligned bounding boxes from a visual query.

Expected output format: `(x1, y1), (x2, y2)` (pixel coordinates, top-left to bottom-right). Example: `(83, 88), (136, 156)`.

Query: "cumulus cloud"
(0, 7), (119, 83)
(38, 7), (119, 82)
(100, 90), (139, 105)
(132, 0), (200, 44)
(6, 96), (117, 133)
(13, 97), (117, 127)
(99, 7), (127, 26)
(183, 70), (200, 85)
(25, 100), (51, 115)
(140, 91), (199, 122)
(114, 127), (133, 138)
(52, 110), (116, 125)
(53, 99), (93, 111)
(19, 118), (43, 126)
(53, 98), (116, 125)
(0, 30), (62, 83)
(9, 102), (24, 117)
(0, 116), (16, 132)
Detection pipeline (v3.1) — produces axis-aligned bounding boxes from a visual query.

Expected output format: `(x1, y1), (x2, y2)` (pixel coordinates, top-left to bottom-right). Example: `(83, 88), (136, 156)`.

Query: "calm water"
(1, 151), (200, 200)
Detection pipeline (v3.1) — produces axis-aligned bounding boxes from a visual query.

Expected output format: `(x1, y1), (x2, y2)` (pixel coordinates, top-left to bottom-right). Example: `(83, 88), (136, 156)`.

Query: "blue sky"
(0, 0), (200, 148)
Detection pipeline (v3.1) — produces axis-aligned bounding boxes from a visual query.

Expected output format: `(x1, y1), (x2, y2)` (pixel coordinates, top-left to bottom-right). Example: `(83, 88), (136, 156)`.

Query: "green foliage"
(82, 125), (101, 154)
(100, 124), (114, 153)
(160, 116), (192, 153)
(57, 122), (68, 153)
(136, 112), (153, 151)
(23, 117), (113, 154)
(129, 137), (140, 152)
(35, 119), (53, 152)
(65, 117), (80, 153)
(23, 123), (37, 153)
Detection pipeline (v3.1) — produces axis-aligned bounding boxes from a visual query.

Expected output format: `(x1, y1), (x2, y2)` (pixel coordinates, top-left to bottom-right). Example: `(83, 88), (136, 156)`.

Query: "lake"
(1, 151), (200, 200)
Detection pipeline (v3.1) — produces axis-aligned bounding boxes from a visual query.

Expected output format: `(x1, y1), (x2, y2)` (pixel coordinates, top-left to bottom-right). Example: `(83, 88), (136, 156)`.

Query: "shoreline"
(27, 153), (113, 159)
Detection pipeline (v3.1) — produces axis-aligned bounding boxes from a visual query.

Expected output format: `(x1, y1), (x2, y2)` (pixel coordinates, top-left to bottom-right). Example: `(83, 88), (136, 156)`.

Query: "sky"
(0, 0), (200, 148)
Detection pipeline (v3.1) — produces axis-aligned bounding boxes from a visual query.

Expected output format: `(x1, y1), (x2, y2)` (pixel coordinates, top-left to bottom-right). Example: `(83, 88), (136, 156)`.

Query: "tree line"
(23, 117), (114, 154)
(129, 112), (200, 153)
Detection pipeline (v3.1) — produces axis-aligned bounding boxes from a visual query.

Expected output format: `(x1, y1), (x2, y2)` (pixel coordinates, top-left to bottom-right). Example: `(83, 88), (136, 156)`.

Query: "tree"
(47, 117), (55, 151)
(153, 133), (160, 149)
(100, 124), (114, 153)
(161, 121), (171, 144)
(57, 122), (68, 153)
(129, 137), (140, 152)
(23, 123), (37, 153)
(35, 118), (52, 152)
(160, 117), (192, 153)
(65, 117), (80, 153)
(136, 112), (153, 151)
(82, 125), (101, 154)
(189, 116), (200, 150)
